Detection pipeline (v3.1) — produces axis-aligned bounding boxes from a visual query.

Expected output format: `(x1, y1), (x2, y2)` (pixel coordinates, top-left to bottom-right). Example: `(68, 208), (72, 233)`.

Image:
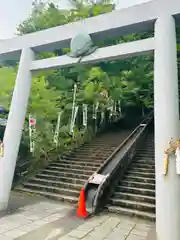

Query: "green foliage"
(0, 67), (16, 108)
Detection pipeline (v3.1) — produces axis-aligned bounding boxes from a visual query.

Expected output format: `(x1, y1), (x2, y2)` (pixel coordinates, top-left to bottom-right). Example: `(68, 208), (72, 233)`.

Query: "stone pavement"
(0, 191), (156, 240)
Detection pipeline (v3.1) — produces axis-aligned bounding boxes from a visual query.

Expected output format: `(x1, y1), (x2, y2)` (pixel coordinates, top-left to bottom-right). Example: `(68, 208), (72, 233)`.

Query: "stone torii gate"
(0, 0), (180, 239)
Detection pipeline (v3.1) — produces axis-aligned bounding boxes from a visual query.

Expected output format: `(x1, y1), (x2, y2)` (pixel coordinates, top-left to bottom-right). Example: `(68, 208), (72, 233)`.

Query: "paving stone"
(68, 229), (89, 239)
(16, 220), (48, 233)
(3, 228), (27, 238)
(19, 204), (38, 211)
(59, 236), (77, 240)
(87, 215), (109, 227)
(0, 235), (14, 240)
(43, 212), (66, 222)
(82, 235), (102, 240)
(85, 231), (108, 240)
(127, 234), (146, 240)
(135, 223), (152, 231)
(146, 227), (156, 240)
(130, 229), (148, 237)
(88, 223), (118, 238)
(34, 202), (70, 213)
(112, 226), (131, 236)
(92, 226), (111, 236)
(81, 237), (94, 240)
(118, 220), (136, 230)
(0, 227), (7, 234)
(94, 216), (120, 233)
(106, 230), (127, 240)
(21, 211), (43, 221)
(0, 191), (156, 240)
(105, 217), (121, 227)
(26, 202), (69, 218)
(85, 219), (120, 240)
(32, 219), (49, 227)
(3, 213), (33, 225)
(0, 221), (22, 231)
(30, 210), (52, 218)
(76, 223), (95, 232)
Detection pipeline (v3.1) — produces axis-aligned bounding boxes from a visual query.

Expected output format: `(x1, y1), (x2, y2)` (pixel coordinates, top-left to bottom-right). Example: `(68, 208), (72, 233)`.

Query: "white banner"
(53, 112), (62, 146)
(108, 99), (113, 117)
(118, 100), (121, 113)
(83, 104), (88, 127)
(109, 105), (113, 117)
(29, 114), (36, 153)
(176, 147), (180, 174)
(92, 102), (99, 119)
(70, 106), (79, 134)
(113, 100), (116, 114)
(92, 104), (96, 119)
(100, 111), (105, 125)
(70, 83), (77, 133)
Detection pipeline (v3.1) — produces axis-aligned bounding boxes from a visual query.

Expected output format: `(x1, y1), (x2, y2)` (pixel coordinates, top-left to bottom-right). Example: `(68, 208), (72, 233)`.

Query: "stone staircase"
(16, 129), (132, 203)
(107, 133), (155, 221)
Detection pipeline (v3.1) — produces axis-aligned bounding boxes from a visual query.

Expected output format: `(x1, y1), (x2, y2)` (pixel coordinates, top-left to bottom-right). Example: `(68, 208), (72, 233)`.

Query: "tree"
(0, 67), (16, 108)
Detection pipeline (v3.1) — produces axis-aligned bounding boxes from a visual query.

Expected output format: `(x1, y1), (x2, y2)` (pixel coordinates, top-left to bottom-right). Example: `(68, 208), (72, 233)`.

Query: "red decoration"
(29, 119), (36, 126)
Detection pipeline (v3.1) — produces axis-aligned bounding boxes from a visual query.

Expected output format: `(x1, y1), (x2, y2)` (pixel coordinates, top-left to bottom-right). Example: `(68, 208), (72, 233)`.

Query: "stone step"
(131, 163), (155, 169)
(57, 160), (101, 168)
(75, 147), (116, 153)
(136, 154), (154, 158)
(15, 129), (133, 205)
(109, 198), (155, 212)
(79, 141), (114, 145)
(107, 206), (155, 221)
(42, 169), (90, 180)
(127, 170), (155, 178)
(133, 157), (155, 165)
(82, 143), (118, 147)
(17, 187), (78, 203)
(120, 180), (155, 190)
(127, 167), (155, 173)
(136, 149), (154, 152)
(67, 155), (111, 161)
(81, 147), (116, 152)
(123, 175), (155, 184)
(118, 186), (155, 196)
(137, 145), (154, 148)
(28, 177), (82, 190)
(36, 173), (85, 185)
(137, 153), (154, 156)
(50, 162), (98, 171)
(112, 192), (155, 204)
(69, 150), (112, 156)
(46, 166), (94, 175)
(137, 148), (154, 152)
(22, 182), (79, 197)
(62, 156), (105, 163)
(136, 155), (154, 158)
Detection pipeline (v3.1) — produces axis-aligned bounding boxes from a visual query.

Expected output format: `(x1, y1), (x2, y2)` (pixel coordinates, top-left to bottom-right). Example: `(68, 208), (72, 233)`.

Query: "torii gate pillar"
(154, 15), (180, 240)
(0, 48), (34, 210)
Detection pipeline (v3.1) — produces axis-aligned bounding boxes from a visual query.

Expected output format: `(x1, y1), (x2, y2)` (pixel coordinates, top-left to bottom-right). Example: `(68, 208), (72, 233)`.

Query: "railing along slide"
(83, 112), (153, 215)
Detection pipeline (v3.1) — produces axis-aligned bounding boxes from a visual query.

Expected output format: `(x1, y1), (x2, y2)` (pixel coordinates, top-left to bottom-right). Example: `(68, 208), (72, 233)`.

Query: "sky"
(0, 0), (150, 39)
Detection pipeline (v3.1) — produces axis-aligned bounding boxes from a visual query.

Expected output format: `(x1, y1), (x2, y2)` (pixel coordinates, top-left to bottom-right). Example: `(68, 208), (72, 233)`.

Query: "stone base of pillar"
(0, 202), (8, 212)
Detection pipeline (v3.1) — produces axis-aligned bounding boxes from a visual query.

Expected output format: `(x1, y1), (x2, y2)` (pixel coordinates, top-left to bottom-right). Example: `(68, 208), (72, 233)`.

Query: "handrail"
(84, 111), (153, 191)
(98, 114), (151, 172)
(83, 111), (153, 214)
(93, 113), (153, 212)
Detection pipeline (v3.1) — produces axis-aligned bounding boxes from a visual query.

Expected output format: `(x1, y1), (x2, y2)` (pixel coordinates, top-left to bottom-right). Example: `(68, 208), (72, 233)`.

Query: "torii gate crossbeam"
(0, 1), (180, 239)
